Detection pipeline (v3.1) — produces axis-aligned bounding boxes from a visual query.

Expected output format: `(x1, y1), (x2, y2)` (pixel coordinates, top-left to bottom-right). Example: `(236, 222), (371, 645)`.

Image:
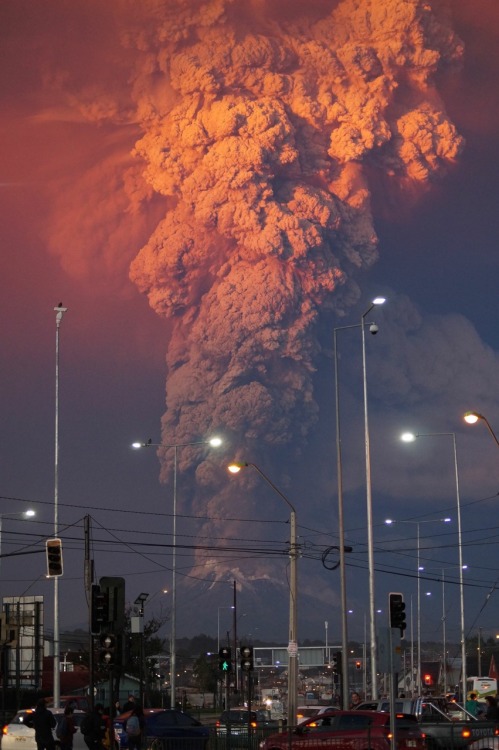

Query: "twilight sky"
(1, 0), (499, 663)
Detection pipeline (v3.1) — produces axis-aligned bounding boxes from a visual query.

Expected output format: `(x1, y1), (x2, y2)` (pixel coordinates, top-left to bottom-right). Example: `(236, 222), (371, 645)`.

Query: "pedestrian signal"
(219, 646), (231, 672)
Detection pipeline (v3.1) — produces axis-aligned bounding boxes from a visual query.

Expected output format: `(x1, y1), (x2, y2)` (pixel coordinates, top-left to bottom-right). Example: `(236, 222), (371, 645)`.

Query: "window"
(337, 715), (373, 731)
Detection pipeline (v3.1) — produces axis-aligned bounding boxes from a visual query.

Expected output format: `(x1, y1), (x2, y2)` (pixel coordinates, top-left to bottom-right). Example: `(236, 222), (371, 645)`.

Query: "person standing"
(82, 704), (107, 750)
(123, 695), (136, 713)
(33, 699), (56, 750)
(349, 692), (361, 709)
(484, 696), (499, 721)
(465, 692), (479, 717)
(57, 705), (77, 750)
(125, 705), (146, 750)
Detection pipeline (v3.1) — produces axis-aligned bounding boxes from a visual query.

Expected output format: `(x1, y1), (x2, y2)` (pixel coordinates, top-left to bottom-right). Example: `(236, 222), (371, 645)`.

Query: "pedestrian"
(57, 705), (77, 750)
(81, 703), (107, 750)
(33, 699), (56, 750)
(114, 700), (123, 717)
(349, 692), (361, 709)
(484, 696), (499, 721)
(123, 695), (136, 713)
(465, 692), (479, 717)
(125, 705), (146, 750)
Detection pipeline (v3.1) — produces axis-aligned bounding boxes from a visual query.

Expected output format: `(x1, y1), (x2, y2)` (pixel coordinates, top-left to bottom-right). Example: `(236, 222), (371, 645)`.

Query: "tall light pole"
(385, 516), (450, 693)
(361, 296), (385, 698)
(0, 510), (36, 573)
(401, 431), (466, 702)
(132, 435), (222, 708)
(228, 461), (298, 728)
(53, 303), (67, 708)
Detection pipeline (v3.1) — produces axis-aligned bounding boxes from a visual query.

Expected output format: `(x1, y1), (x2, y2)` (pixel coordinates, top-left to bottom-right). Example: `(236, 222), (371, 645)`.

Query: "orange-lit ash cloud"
(24, 0), (466, 587)
(124, 0), (464, 457)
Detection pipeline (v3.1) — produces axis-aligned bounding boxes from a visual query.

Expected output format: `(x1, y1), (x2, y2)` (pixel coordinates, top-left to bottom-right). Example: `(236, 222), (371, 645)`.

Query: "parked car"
(113, 708), (209, 750)
(296, 707), (338, 725)
(259, 710), (426, 750)
(2, 709), (87, 750)
(216, 707), (280, 745)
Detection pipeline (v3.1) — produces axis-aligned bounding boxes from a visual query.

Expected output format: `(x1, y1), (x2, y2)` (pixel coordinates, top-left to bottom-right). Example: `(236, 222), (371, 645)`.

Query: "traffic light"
(389, 592), (407, 634)
(424, 673), (433, 686)
(332, 651), (342, 674)
(46, 538), (63, 577)
(91, 584), (109, 634)
(219, 646), (232, 673)
(99, 633), (116, 667)
(240, 645), (254, 671)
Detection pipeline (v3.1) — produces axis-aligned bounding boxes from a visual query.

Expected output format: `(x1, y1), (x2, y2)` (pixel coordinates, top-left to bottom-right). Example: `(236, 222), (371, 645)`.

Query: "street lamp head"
(227, 462), (249, 473)
(401, 432), (417, 442)
(385, 519), (394, 525)
(24, 510), (35, 518)
(464, 411), (482, 424)
(209, 436), (223, 447)
(372, 297), (386, 306)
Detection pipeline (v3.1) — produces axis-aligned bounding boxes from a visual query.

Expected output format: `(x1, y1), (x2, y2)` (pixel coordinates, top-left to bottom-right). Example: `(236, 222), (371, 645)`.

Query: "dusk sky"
(1, 0), (499, 666)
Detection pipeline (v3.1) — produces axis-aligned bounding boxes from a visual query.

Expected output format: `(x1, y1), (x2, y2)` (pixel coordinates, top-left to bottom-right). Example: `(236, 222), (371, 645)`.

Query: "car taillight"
(421, 733), (426, 739)
(462, 728), (471, 739)
(495, 729), (499, 737)
(251, 722), (257, 728)
(2, 726), (8, 735)
(216, 722), (220, 728)
(387, 733), (393, 740)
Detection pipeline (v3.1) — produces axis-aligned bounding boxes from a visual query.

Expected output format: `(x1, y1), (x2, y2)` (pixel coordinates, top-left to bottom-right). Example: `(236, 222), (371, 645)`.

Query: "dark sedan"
(114, 709), (209, 750)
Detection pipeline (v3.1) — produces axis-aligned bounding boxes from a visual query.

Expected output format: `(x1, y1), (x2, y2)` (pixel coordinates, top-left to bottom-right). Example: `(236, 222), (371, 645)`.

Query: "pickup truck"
(354, 698), (499, 750)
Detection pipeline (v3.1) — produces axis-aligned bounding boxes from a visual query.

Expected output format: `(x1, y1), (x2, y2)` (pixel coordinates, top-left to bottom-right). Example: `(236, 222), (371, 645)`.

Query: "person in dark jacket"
(33, 699), (56, 750)
(82, 704), (107, 750)
(484, 696), (499, 721)
(57, 705), (77, 750)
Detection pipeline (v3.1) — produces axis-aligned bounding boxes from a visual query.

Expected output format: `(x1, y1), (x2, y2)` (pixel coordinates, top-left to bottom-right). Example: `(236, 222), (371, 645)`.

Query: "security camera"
(369, 323), (379, 335)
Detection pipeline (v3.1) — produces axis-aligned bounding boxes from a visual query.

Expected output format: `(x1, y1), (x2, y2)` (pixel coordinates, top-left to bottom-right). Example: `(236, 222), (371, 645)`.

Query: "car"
(113, 708), (209, 750)
(216, 707), (280, 746)
(468, 737), (499, 750)
(2, 709), (87, 750)
(296, 706), (338, 725)
(259, 710), (427, 750)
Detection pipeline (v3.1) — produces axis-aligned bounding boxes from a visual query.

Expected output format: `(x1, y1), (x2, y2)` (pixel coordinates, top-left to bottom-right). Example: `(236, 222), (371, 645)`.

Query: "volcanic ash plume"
(127, 0), (464, 460)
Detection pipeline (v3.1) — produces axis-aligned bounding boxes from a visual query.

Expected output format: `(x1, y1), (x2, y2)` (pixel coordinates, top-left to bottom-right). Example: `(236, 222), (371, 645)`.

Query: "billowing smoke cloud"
(36, 0), (466, 587)
(124, 0), (464, 462)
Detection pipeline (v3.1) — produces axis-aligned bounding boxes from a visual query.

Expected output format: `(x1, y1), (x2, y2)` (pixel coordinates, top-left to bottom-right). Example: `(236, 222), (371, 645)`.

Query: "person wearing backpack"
(56, 705), (77, 750)
(125, 706), (145, 750)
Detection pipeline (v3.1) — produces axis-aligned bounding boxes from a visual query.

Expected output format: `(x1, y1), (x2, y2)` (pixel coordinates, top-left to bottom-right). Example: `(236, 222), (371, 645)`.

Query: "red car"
(259, 710), (426, 750)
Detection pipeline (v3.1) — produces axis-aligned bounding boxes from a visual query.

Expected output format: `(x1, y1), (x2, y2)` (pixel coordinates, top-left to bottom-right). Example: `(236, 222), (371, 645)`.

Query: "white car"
(2, 708), (87, 750)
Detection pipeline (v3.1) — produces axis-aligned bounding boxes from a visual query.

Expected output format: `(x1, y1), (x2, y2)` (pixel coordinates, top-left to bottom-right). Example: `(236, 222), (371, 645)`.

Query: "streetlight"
(464, 412), (499, 447)
(53, 303), (67, 709)
(228, 461), (298, 728)
(401, 431), (466, 702)
(0, 509), (36, 572)
(385, 517), (450, 694)
(334, 315), (378, 705)
(361, 296), (385, 698)
(132, 435), (222, 708)
(217, 606), (235, 652)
